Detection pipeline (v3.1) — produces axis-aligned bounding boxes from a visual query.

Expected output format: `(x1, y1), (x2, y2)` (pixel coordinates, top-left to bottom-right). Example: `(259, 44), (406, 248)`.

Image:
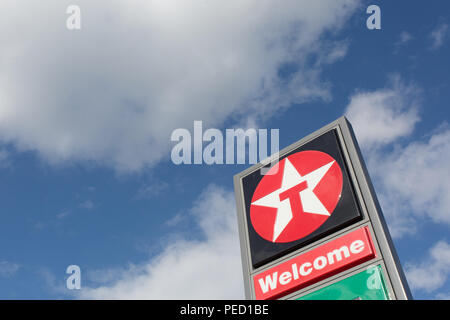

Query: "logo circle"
(250, 150), (343, 243)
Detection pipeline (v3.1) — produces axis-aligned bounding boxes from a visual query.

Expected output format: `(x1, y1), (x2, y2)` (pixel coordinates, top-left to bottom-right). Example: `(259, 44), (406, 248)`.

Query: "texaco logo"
(250, 151), (343, 243)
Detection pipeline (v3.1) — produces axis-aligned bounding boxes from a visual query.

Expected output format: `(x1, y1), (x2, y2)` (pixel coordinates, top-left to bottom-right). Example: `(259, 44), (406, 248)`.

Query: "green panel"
(297, 265), (389, 300)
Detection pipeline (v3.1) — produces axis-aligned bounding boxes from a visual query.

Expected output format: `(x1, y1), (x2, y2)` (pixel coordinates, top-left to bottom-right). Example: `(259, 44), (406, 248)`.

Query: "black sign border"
(242, 129), (363, 268)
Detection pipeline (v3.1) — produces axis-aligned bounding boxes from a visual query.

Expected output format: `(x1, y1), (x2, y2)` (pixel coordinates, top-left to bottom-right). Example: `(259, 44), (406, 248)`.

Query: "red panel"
(253, 227), (376, 300)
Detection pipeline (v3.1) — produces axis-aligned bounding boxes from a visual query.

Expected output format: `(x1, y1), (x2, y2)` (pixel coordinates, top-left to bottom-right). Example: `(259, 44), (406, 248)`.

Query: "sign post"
(233, 117), (412, 300)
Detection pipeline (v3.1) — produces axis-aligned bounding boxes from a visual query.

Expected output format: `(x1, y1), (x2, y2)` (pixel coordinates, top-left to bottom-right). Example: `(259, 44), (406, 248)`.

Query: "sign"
(234, 117), (412, 300)
(297, 265), (389, 300)
(250, 150), (343, 244)
(253, 227), (375, 300)
(242, 129), (362, 268)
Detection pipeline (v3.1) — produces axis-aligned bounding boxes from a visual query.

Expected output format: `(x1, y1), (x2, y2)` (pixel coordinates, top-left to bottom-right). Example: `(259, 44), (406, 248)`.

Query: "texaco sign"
(233, 117), (412, 300)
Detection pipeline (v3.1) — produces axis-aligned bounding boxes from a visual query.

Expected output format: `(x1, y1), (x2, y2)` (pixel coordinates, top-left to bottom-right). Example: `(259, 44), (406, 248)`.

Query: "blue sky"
(0, 0), (449, 299)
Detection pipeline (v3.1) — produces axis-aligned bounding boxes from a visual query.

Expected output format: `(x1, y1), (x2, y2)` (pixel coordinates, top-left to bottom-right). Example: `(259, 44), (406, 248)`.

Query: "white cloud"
(430, 23), (449, 50)
(315, 40), (349, 65)
(405, 241), (450, 294)
(0, 0), (359, 171)
(436, 292), (450, 300)
(345, 76), (420, 150)
(394, 31), (413, 52)
(0, 148), (9, 168)
(56, 211), (70, 219)
(345, 77), (450, 238)
(399, 31), (413, 44)
(79, 185), (244, 299)
(79, 200), (94, 210)
(135, 180), (170, 199)
(37, 267), (68, 295)
(375, 127), (450, 232)
(0, 261), (20, 277)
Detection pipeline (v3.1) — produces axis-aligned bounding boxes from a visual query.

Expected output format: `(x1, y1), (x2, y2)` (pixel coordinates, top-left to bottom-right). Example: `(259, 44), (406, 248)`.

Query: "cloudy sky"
(0, 0), (449, 299)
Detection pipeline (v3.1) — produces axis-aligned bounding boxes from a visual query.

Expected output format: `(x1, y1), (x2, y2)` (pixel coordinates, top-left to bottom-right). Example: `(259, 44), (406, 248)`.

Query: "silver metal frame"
(233, 116), (412, 300)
